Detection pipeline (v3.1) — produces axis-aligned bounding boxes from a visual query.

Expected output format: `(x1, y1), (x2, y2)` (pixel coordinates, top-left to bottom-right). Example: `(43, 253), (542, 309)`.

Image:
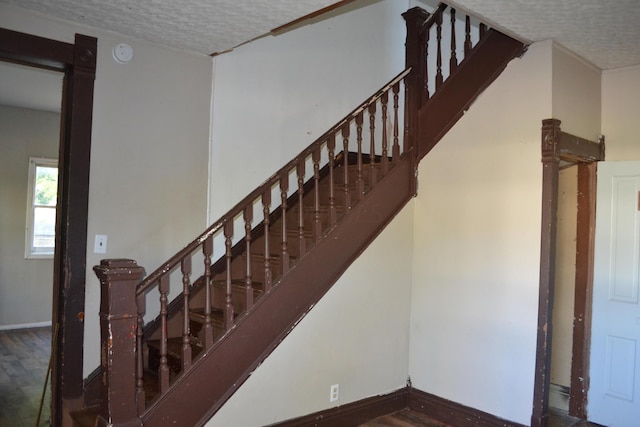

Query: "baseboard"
(268, 386), (527, 427)
(409, 388), (527, 427)
(549, 383), (570, 412)
(268, 388), (408, 426)
(0, 320), (52, 331)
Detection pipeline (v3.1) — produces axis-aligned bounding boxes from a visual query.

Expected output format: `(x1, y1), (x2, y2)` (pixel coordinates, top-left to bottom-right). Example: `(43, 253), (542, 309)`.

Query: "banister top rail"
(420, 3), (447, 34)
(136, 67), (412, 297)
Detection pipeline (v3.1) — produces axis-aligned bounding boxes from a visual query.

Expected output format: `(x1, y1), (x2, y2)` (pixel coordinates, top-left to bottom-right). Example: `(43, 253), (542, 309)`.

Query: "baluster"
(280, 173), (290, 272)
(392, 82), (401, 161)
(244, 205), (254, 310)
(296, 160), (306, 257)
(327, 135), (337, 225)
(224, 221), (234, 331)
(464, 15), (472, 56)
(436, 10), (444, 89)
(381, 92), (389, 174)
(181, 257), (192, 371)
(355, 112), (364, 199)
(158, 275), (170, 393)
(368, 103), (377, 188)
(425, 28), (431, 100)
(341, 124), (351, 210)
(201, 235), (214, 349)
(136, 294), (145, 413)
(312, 146), (322, 240)
(480, 23), (487, 39)
(450, 8), (458, 72)
(262, 190), (272, 291)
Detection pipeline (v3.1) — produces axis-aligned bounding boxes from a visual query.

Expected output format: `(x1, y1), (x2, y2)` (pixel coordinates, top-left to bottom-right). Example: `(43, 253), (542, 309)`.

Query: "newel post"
(402, 7), (429, 193)
(94, 259), (146, 427)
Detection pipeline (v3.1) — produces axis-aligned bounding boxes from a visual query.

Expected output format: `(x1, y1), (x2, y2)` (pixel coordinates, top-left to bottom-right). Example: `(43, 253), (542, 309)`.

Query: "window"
(26, 158), (58, 258)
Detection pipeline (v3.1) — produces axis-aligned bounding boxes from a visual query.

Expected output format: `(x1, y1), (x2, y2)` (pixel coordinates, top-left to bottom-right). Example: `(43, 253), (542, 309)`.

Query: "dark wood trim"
(270, 0), (358, 34)
(532, 119), (562, 427)
(532, 119), (604, 427)
(568, 162), (597, 418)
(269, 388), (409, 426)
(0, 27), (97, 426)
(140, 155), (415, 427)
(409, 388), (527, 427)
(557, 132), (605, 164)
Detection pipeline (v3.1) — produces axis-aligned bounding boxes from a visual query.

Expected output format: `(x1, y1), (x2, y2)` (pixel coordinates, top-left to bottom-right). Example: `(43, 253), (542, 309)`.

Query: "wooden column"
(94, 259), (146, 427)
(402, 7), (429, 194)
(532, 119), (561, 427)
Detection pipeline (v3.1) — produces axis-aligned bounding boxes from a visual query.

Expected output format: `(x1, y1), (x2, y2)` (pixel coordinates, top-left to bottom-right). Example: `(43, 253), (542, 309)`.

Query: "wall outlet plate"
(330, 384), (339, 402)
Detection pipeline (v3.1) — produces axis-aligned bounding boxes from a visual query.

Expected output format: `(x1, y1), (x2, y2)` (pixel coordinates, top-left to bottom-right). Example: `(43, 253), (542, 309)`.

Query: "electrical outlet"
(330, 384), (339, 402)
(94, 234), (108, 254)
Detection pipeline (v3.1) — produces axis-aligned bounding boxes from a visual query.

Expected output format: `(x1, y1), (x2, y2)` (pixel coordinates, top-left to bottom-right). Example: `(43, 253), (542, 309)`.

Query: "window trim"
(25, 157), (58, 259)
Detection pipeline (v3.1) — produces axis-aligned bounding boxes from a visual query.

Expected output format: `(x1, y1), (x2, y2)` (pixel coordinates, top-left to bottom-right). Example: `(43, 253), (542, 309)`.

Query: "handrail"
(136, 67), (411, 297)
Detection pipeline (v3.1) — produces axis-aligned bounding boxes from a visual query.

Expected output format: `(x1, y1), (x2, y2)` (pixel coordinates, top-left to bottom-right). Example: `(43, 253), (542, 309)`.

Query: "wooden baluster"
(262, 190), (272, 291)
(296, 160), (306, 257)
(392, 82), (401, 162)
(201, 235), (214, 349)
(328, 135), (337, 225)
(341, 124), (351, 210)
(136, 294), (145, 413)
(244, 205), (254, 310)
(224, 221), (234, 331)
(425, 28), (431, 100)
(450, 8), (458, 72)
(381, 91), (389, 175)
(368, 103), (377, 188)
(280, 173), (290, 272)
(480, 23), (487, 39)
(464, 15), (472, 56)
(436, 10), (444, 90)
(181, 257), (192, 371)
(312, 146), (322, 240)
(158, 275), (170, 393)
(355, 112), (364, 199)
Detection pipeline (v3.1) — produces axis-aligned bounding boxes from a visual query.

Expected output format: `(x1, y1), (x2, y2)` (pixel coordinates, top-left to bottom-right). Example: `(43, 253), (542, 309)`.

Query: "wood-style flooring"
(0, 326), (51, 427)
(359, 409), (450, 426)
(0, 327), (605, 427)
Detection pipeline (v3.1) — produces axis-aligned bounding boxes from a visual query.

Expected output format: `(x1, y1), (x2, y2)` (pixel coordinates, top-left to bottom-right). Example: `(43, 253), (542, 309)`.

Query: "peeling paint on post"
(94, 259), (145, 427)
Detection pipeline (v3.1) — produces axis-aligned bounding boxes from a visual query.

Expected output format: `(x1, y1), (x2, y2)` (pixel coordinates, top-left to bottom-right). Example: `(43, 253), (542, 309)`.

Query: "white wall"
(208, 0), (408, 221)
(207, 203), (414, 426)
(409, 41), (552, 425)
(602, 64), (640, 160)
(0, 106), (60, 327)
(0, 3), (213, 375)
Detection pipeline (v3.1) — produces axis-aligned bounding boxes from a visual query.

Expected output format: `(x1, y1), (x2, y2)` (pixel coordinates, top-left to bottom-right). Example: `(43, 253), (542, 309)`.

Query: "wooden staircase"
(72, 4), (526, 427)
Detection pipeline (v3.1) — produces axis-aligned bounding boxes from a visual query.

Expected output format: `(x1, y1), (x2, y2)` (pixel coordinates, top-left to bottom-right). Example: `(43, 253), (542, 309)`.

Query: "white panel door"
(589, 161), (640, 426)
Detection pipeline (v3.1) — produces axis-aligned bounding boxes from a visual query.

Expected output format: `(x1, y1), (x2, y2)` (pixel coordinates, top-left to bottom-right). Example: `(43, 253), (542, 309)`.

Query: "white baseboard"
(549, 383), (570, 411)
(0, 320), (52, 331)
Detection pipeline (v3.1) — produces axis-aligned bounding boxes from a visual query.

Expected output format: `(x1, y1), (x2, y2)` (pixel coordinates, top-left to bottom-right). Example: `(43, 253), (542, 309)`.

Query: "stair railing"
(94, 67), (412, 425)
(93, 3), (498, 425)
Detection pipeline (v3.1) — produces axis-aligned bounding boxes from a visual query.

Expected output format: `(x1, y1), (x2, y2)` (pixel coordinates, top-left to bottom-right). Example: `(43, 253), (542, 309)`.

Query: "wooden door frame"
(531, 119), (605, 427)
(0, 28), (96, 425)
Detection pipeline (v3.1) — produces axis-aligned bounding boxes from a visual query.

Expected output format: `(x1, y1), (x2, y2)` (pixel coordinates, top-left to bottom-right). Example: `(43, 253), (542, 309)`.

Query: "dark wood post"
(94, 259), (146, 427)
(402, 7), (429, 193)
(532, 119), (561, 427)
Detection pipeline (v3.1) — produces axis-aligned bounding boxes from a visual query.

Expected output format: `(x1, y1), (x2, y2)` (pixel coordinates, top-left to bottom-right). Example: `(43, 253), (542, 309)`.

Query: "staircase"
(72, 4), (526, 427)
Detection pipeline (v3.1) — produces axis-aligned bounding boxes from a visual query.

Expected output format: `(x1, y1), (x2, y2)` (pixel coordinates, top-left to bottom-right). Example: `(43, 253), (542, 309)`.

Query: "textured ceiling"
(0, 0), (339, 56)
(2, 0), (640, 112)
(449, 0), (640, 70)
(1, 0), (639, 69)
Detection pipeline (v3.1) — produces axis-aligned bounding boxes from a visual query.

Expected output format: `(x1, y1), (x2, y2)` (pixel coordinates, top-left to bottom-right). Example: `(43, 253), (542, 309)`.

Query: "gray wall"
(0, 105), (60, 327)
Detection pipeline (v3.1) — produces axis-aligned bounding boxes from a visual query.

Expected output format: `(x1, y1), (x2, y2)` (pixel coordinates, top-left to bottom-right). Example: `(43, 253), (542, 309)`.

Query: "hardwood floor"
(359, 409), (450, 427)
(0, 327), (604, 427)
(0, 326), (52, 426)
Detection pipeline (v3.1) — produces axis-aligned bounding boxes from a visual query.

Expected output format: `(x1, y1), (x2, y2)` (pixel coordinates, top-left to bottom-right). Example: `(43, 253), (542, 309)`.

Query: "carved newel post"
(94, 259), (146, 427)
